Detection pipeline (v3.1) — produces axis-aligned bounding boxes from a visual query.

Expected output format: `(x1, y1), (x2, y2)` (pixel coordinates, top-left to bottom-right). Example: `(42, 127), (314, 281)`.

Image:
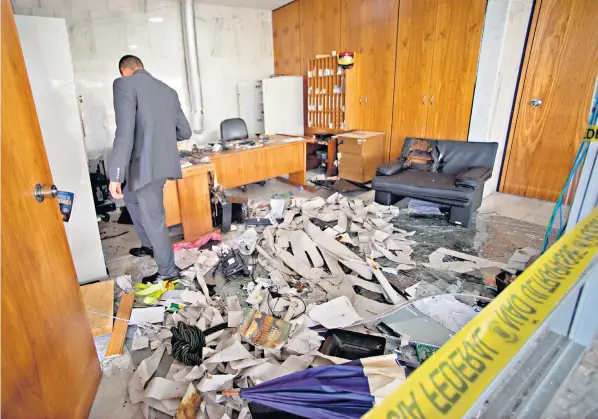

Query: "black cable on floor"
(170, 321), (228, 366)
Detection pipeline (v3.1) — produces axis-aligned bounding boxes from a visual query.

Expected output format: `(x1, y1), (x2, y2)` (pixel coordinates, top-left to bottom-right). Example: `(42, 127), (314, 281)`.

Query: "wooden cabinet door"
(358, 0), (400, 160)
(501, 0), (598, 201)
(426, 0), (486, 140)
(1, 0), (101, 416)
(340, 0), (365, 130)
(389, 0), (438, 160)
(300, 0), (341, 75)
(273, 1), (301, 75)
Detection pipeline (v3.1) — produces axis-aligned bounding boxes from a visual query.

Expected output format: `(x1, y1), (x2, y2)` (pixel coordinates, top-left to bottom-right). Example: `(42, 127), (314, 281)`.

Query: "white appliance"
(16, 15), (107, 284)
(237, 81), (265, 137)
(262, 76), (304, 136)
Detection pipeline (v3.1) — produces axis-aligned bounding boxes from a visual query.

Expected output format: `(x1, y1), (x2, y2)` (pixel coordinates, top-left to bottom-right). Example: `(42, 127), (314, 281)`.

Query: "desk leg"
(177, 171), (213, 242)
(288, 169), (306, 186)
(327, 138), (338, 177)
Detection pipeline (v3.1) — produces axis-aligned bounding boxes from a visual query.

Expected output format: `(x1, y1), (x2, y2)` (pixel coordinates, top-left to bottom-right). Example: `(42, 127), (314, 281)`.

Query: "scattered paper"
(308, 296), (362, 329)
(180, 289), (207, 306)
(204, 341), (253, 364)
(197, 374), (236, 392)
(115, 275), (133, 293)
(131, 335), (149, 351)
(129, 307), (166, 325)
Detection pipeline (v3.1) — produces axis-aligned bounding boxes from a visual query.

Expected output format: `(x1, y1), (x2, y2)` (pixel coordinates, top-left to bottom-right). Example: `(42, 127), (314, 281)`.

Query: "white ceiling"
(197, 0), (294, 10)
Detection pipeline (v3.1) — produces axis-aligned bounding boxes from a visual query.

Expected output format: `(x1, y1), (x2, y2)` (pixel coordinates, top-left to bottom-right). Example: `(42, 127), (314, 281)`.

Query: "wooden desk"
(164, 163), (214, 242)
(208, 135), (307, 189)
(163, 137), (308, 241)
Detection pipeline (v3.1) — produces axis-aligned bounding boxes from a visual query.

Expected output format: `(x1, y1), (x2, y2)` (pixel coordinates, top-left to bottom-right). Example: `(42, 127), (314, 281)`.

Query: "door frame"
(498, 0), (542, 193)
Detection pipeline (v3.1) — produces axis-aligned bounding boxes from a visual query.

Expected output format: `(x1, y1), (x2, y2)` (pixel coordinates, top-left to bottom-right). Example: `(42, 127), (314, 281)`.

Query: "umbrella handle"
(220, 389), (240, 397)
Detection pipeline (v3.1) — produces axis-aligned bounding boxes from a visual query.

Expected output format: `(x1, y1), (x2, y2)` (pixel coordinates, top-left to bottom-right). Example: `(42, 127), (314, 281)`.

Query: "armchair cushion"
(376, 157), (408, 176)
(455, 166), (492, 188)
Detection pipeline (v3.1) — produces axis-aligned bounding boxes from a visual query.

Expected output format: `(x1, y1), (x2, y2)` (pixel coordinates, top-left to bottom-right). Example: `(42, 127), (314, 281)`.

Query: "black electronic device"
(219, 248), (250, 277)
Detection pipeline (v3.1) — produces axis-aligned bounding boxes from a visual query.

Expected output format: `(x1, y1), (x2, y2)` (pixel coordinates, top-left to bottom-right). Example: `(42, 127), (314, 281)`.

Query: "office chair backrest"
(220, 118), (249, 142)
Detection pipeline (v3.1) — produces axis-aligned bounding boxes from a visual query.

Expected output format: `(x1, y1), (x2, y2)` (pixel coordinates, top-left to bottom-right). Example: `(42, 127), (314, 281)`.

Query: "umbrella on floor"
(223, 353), (408, 419)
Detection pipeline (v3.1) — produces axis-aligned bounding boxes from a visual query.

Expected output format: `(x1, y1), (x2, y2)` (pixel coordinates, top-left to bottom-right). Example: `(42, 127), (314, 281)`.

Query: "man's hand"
(109, 181), (124, 199)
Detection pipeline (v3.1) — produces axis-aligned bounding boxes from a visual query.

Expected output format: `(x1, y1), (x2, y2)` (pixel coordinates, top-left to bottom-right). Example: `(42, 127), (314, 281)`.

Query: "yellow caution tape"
(584, 126), (598, 142)
(365, 207), (598, 419)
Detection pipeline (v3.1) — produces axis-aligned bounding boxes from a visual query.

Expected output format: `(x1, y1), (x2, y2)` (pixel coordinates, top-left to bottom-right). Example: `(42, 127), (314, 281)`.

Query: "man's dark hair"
(118, 55), (144, 71)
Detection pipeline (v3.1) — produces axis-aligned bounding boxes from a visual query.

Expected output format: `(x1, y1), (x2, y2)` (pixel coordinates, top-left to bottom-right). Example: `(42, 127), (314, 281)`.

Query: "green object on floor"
(415, 342), (439, 363)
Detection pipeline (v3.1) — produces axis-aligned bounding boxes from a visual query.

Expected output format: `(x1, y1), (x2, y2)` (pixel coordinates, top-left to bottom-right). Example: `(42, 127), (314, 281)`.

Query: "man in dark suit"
(109, 55), (192, 283)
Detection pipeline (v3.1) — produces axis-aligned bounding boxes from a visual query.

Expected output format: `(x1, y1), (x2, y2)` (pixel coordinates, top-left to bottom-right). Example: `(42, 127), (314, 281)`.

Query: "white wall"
(468, 0), (533, 197)
(12, 0), (274, 161)
(16, 15), (107, 284)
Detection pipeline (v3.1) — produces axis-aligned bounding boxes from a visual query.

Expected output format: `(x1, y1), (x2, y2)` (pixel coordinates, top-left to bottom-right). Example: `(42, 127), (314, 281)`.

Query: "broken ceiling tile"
(333, 212), (348, 233)
(373, 230), (390, 242)
(307, 296), (363, 329)
(366, 258), (403, 304)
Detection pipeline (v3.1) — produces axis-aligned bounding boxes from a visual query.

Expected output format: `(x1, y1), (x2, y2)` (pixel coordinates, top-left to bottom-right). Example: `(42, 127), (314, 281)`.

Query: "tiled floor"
(478, 192), (554, 225)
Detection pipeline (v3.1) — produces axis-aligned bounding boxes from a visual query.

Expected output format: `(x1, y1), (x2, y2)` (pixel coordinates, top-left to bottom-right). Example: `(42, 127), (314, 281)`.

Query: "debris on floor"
(94, 192), (543, 418)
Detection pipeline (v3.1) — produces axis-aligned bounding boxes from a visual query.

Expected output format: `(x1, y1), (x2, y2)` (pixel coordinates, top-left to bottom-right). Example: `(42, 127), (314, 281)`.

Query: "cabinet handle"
(359, 97), (362, 104)
(423, 94), (427, 105)
(365, 96), (368, 104)
(430, 94), (434, 105)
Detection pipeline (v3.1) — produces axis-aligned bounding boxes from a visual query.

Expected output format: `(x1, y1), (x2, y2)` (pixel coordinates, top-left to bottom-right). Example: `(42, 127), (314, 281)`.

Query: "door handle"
(530, 98), (542, 107)
(34, 184), (58, 202)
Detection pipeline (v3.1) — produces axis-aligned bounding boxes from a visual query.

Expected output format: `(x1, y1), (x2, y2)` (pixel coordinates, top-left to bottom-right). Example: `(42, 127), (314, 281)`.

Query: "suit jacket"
(109, 69), (192, 191)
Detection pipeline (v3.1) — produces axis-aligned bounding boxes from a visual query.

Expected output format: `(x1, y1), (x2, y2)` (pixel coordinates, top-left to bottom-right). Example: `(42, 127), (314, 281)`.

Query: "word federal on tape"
(584, 125), (598, 142)
(365, 207), (598, 419)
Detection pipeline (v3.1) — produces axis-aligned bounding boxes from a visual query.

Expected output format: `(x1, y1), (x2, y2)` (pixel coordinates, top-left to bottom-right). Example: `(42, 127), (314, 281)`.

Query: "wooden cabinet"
(299, 0), (341, 75)
(274, 0), (486, 162)
(390, 0), (486, 160)
(273, 2), (301, 75)
(341, 0), (399, 161)
(338, 131), (385, 183)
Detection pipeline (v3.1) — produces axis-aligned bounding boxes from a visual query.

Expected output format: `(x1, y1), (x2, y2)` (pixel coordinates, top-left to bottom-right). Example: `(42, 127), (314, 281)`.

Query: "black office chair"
(219, 118), (267, 192)
(220, 118), (249, 142)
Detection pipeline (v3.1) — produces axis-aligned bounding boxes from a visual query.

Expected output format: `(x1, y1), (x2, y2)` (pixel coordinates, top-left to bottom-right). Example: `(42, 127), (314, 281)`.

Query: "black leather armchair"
(372, 138), (498, 228)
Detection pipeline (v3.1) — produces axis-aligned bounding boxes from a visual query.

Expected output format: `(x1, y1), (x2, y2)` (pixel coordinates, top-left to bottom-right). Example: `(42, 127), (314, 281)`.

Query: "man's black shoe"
(129, 246), (154, 258)
(142, 270), (180, 285)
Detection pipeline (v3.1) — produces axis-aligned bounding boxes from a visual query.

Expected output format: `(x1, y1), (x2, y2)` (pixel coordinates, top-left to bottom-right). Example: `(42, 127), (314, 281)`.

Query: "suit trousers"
(123, 178), (177, 276)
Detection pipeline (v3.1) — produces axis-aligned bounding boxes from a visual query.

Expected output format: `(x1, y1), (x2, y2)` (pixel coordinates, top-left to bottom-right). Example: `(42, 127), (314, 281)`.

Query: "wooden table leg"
(327, 138), (338, 177)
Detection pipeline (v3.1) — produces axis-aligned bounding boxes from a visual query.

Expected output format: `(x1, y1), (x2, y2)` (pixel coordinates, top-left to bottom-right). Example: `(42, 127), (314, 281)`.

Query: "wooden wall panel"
(300, 0), (341, 74)
(352, 0), (400, 160)
(273, 1), (301, 75)
(389, 0), (437, 160)
(340, 0), (364, 130)
(426, 0), (486, 140)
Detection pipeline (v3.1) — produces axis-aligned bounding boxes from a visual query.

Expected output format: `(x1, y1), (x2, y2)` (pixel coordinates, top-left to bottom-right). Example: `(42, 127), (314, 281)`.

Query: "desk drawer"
(338, 153), (381, 183)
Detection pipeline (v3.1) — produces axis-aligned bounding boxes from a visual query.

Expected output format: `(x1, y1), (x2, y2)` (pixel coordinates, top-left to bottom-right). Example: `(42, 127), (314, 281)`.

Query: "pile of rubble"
(106, 192), (533, 418)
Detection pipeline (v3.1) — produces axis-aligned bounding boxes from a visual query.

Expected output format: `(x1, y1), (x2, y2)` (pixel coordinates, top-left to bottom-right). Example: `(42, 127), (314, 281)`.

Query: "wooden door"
(300, 0), (341, 75)
(1, 0), (101, 417)
(273, 1), (301, 75)
(340, 0), (364, 130)
(389, 0), (438, 160)
(501, 0), (598, 201)
(358, 0), (400, 161)
(426, 0), (486, 140)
